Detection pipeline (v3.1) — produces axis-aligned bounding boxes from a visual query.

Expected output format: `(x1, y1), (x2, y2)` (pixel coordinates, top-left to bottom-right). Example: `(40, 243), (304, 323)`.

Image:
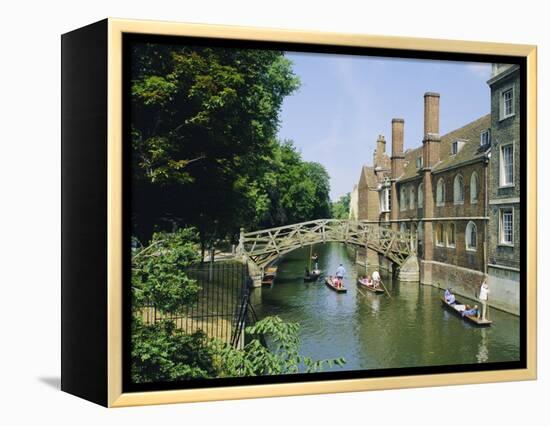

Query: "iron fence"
(140, 262), (253, 347)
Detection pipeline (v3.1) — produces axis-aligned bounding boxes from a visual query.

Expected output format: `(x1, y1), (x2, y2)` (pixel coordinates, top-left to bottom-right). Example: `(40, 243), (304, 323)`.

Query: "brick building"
(352, 69), (520, 314)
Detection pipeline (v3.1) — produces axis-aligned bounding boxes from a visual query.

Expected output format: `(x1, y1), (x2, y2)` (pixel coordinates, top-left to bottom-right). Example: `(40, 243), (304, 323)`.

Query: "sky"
(276, 52), (493, 201)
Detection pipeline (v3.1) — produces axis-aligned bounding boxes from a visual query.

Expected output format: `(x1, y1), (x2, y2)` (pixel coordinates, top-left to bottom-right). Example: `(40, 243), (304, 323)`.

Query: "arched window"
(447, 223), (456, 247)
(400, 187), (406, 211)
(435, 223), (444, 246)
(400, 222), (407, 234)
(470, 172), (479, 203)
(418, 183), (424, 208)
(454, 174), (464, 204)
(418, 221), (424, 241)
(466, 221), (477, 251)
(436, 178), (445, 206)
(409, 186), (415, 210)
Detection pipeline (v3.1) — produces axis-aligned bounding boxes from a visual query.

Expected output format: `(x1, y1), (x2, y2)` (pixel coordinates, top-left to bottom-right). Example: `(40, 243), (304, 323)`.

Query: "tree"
(130, 43), (300, 249)
(304, 162), (332, 220)
(131, 318), (218, 383)
(132, 228), (202, 312)
(254, 141), (332, 229)
(214, 316), (345, 377)
(331, 192), (351, 219)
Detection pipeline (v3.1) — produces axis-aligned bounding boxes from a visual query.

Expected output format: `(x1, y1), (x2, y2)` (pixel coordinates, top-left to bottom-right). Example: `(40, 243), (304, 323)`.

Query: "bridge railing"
(237, 219), (415, 268)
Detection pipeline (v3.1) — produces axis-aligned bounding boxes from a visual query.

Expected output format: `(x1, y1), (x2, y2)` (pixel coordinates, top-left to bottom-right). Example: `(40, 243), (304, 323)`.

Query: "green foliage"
(214, 316), (346, 377)
(128, 46), (345, 384)
(130, 44), (335, 250)
(252, 141), (332, 229)
(132, 228), (201, 313)
(331, 192), (351, 219)
(131, 44), (301, 244)
(131, 318), (218, 383)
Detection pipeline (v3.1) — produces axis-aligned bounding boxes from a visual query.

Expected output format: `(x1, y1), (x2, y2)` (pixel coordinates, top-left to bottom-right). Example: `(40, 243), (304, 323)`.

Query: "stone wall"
(421, 259), (517, 315)
(487, 265), (520, 315)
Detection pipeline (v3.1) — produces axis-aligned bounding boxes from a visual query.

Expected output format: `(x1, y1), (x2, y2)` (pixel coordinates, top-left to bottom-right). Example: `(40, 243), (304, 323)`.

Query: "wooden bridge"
(237, 219), (416, 272)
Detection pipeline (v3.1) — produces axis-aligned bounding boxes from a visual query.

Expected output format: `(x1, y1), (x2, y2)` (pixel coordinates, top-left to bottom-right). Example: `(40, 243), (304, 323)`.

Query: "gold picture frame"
(61, 18), (537, 407)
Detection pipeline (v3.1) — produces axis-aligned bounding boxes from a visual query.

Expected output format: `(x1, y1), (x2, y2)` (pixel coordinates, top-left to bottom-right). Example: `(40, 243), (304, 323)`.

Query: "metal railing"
(141, 262), (252, 347)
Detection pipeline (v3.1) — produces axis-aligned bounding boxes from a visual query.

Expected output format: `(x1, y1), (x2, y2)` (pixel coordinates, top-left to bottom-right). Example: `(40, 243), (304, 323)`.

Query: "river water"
(250, 242), (520, 372)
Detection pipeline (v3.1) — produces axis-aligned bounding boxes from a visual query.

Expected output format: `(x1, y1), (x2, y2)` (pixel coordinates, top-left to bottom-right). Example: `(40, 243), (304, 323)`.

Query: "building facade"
(352, 68), (521, 314)
(486, 64), (521, 314)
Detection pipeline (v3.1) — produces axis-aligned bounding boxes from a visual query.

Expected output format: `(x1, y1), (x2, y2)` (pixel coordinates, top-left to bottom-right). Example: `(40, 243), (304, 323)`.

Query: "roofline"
(487, 64), (520, 86)
(397, 174), (423, 184)
(431, 155), (489, 175)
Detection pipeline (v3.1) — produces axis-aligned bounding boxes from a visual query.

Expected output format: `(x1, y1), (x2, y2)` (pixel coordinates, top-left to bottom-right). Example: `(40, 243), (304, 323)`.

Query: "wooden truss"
(237, 219), (415, 269)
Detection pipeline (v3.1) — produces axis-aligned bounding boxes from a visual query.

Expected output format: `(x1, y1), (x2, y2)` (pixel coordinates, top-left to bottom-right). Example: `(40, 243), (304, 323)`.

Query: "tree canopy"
(130, 43), (331, 250)
(252, 141), (332, 229)
(331, 192), (351, 219)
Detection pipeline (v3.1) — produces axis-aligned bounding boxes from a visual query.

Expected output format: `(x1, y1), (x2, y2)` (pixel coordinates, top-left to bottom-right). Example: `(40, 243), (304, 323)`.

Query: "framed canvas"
(61, 18), (537, 407)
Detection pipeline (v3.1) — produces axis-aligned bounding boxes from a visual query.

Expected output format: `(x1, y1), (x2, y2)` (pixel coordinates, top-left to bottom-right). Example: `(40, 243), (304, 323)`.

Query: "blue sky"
(277, 52), (493, 201)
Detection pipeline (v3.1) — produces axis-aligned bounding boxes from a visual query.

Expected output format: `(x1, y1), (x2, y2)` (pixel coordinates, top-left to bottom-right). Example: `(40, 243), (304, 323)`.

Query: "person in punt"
(444, 288), (456, 305)
(461, 304), (479, 318)
(335, 264), (346, 288)
(372, 270), (381, 288)
(312, 252), (319, 269)
(365, 275), (374, 287)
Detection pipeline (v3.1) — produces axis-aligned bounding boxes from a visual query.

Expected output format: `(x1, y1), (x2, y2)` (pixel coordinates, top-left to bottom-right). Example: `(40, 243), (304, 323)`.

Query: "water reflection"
(251, 242), (520, 372)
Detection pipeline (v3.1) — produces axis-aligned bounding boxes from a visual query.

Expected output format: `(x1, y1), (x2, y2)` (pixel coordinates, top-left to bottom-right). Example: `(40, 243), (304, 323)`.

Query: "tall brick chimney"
(374, 134), (386, 168)
(420, 92), (440, 284)
(423, 92), (440, 167)
(391, 119), (405, 178)
(390, 118), (404, 230)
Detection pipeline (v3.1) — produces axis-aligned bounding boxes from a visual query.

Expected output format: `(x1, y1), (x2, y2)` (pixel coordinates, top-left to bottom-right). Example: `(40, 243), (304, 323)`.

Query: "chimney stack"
(391, 118), (405, 179)
(423, 92), (441, 167)
(375, 134), (386, 167)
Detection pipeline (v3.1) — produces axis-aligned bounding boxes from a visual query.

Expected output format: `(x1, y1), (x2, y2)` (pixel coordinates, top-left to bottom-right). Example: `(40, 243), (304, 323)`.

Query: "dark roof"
(358, 165), (378, 189)
(401, 147), (424, 181)
(399, 114), (491, 181)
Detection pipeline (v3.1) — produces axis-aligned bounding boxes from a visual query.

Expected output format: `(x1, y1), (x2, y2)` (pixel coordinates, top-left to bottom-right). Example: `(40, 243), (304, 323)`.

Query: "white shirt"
(479, 283), (489, 301)
(372, 271), (381, 282)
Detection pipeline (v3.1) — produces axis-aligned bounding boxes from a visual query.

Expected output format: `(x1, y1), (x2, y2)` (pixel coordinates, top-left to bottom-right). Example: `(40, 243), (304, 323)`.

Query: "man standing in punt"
(335, 263), (346, 287)
(479, 278), (490, 321)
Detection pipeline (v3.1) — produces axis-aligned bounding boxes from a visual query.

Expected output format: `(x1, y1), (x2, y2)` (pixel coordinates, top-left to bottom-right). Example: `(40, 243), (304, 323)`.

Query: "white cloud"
(465, 63), (492, 79)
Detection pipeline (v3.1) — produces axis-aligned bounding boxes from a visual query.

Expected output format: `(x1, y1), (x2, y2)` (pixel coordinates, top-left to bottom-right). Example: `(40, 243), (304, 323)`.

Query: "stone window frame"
(500, 85), (515, 121)
(465, 221), (477, 252)
(499, 142), (515, 188)
(416, 156), (423, 169)
(470, 171), (479, 204)
(480, 129), (491, 147)
(499, 207), (514, 247)
(435, 222), (445, 247)
(453, 174), (465, 205)
(379, 188), (390, 213)
(409, 186), (415, 210)
(400, 187), (407, 211)
(436, 178), (445, 206)
(446, 222), (456, 248)
(418, 182), (424, 208)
